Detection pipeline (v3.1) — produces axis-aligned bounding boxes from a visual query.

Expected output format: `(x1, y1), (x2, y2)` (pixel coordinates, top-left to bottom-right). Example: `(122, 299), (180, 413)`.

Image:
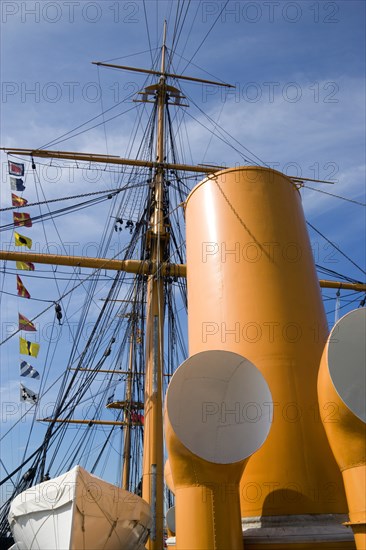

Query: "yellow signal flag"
(19, 337), (40, 358)
(14, 232), (32, 249)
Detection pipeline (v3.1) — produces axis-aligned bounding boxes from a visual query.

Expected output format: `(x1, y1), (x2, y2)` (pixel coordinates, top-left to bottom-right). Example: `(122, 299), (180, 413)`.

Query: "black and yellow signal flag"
(14, 232), (32, 249)
(19, 337), (40, 358)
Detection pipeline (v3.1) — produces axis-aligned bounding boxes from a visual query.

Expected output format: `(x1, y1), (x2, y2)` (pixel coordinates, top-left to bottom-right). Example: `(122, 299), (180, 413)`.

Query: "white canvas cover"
(8, 466), (151, 550)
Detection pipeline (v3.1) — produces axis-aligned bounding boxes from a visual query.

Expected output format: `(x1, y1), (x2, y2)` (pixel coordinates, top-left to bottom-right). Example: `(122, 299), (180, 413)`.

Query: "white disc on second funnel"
(166, 350), (272, 464)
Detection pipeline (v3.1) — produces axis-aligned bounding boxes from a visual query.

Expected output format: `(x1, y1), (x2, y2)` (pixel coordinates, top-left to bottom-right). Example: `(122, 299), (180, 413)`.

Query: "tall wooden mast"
(142, 21), (168, 549)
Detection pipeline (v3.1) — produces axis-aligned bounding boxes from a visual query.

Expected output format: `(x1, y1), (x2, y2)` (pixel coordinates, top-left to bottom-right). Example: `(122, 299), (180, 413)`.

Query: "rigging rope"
(143, 0), (154, 65)
(0, 187), (134, 213)
(307, 221), (366, 276)
(0, 194), (117, 232)
(180, 0), (230, 73)
(303, 185), (366, 206)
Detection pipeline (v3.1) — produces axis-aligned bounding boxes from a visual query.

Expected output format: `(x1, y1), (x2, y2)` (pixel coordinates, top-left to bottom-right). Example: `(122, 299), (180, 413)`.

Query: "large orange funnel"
(185, 167), (350, 546)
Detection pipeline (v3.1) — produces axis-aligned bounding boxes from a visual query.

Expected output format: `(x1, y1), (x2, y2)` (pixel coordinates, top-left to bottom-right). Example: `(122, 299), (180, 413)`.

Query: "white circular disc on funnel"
(328, 308), (366, 422)
(166, 506), (176, 534)
(166, 350), (272, 464)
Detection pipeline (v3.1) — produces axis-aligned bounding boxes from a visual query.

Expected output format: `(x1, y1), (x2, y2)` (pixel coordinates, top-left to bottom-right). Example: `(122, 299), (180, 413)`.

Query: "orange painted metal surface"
(318, 309), (366, 549)
(165, 419), (246, 550)
(185, 166), (348, 518)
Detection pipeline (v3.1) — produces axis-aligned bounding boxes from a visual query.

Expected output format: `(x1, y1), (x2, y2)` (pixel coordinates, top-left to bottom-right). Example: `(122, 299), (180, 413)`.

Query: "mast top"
(92, 18), (234, 88)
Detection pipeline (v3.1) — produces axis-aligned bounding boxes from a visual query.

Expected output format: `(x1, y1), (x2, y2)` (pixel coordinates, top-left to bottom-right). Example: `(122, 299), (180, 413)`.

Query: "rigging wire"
(303, 185), (366, 207)
(40, 104), (140, 150)
(307, 221), (366, 276)
(180, 0), (230, 73)
(168, 0), (192, 70)
(39, 86), (141, 150)
(1, 268), (117, 281)
(0, 194), (118, 232)
(315, 264), (363, 284)
(143, 0), (154, 65)
(100, 48), (160, 63)
(182, 106), (256, 164)
(174, 47), (229, 85)
(184, 91), (268, 166)
(169, 0), (183, 59)
(172, 1), (202, 73)
(0, 186), (143, 213)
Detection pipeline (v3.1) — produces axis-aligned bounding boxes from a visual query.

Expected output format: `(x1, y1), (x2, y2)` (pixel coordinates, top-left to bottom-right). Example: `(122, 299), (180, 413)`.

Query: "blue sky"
(0, 0), (365, 498)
